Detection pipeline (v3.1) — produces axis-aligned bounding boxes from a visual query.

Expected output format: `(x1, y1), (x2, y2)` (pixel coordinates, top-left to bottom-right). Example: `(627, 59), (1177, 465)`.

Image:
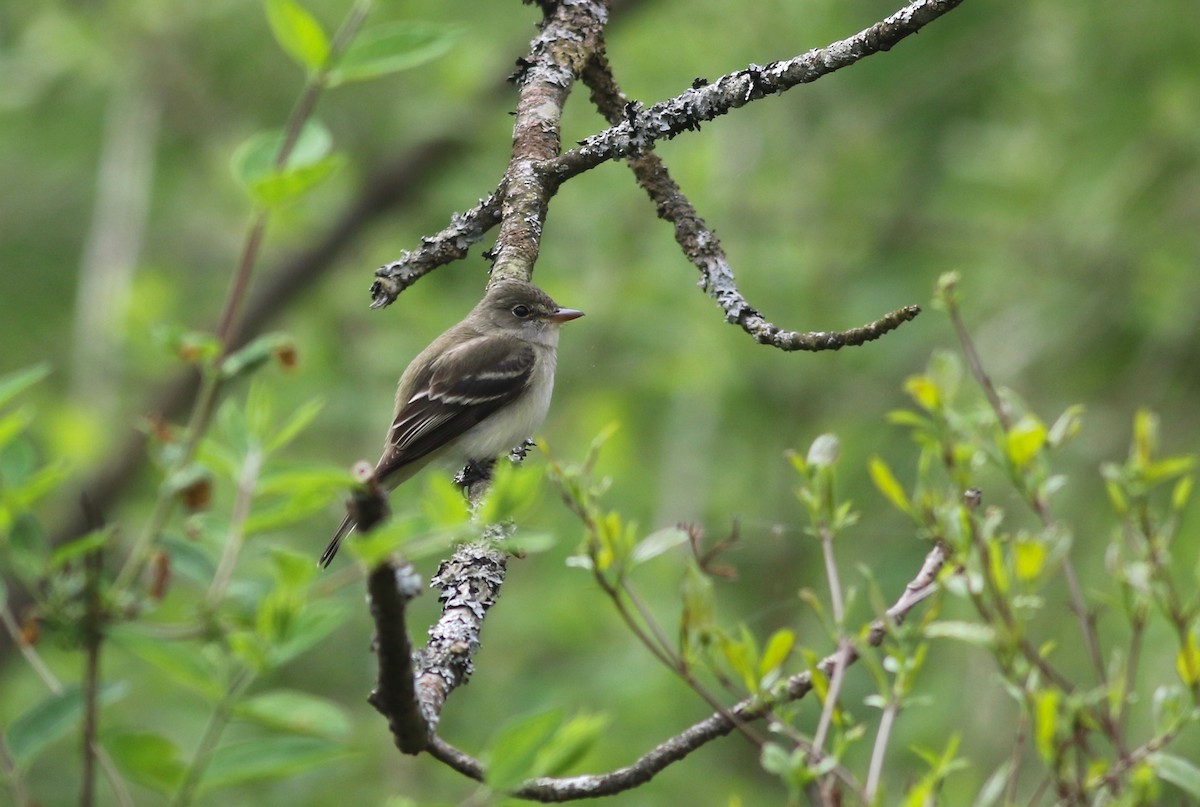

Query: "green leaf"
(1013, 538), (1047, 582)
(758, 628), (795, 680)
(230, 121), (343, 208)
(1033, 689), (1060, 765)
(219, 333), (295, 381)
(1005, 415), (1047, 470)
(924, 621), (995, 647)
(476, 458), (541, 526)
(1176, 631), (1200, 687)
(904, 375), (941, 412)
(201, 736), (348, 791)
(328, 22), (461, 86)
(486, 709), (563, 792)
(719, 629), (759, 693)
(234, 690), (352, 740)
(7, 683), (128, 767)
(1150, 753), (1200, 799)
(243, 486), (338, 536)
(106, 731), (186, 792)
(264, 0), (330, 71)
(265, 398), (325, 453)
(49, 527), (111, 569)
(630, 525), (689, 566)
(1046, 404), (1085, 448)
(868, 455), (911, 515)
(110, 627), (225, 700)
(270, 600), (352, 666)
(0, 407), (34, 455)
(0, 363), (51, 409)
(256, 466), (354, 498)
(534, 712), (609, 778)
(972, 760), (1015, 807)
(1172, 475), (1194, 512)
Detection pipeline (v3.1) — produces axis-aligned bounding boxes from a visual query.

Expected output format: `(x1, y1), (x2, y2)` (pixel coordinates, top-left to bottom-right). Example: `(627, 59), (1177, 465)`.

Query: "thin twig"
(80, 543), (104, 807)
(864, 697), (899, 802)
(580, 52), (920, 352)
(421, 541), (948, 801)
(558, 0), (966, 174)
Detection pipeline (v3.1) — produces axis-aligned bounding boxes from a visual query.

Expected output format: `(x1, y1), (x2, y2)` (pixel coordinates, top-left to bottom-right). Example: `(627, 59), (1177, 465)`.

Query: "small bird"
(319, 277), (584, 567)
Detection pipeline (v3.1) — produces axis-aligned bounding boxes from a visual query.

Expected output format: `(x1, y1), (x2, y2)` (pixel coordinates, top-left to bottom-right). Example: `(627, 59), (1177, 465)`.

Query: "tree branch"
(581, 52), (920, 350)
(366, 559), (428, 754)
(416, 541), (949, 801)
(557, 0), (966, 174)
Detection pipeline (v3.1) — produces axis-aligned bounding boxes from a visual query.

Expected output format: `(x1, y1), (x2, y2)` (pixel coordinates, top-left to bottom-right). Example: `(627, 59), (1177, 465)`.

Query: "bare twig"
(580, 52), (920, 352)
(367, 559), (428, 753)
(81, 539), (105, 807)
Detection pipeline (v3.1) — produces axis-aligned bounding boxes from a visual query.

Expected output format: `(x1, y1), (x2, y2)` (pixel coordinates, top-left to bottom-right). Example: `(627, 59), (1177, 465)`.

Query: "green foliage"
(231, 122), (345, 209)
(4, 0), (1200, 804)
(327, 21), (463, 86)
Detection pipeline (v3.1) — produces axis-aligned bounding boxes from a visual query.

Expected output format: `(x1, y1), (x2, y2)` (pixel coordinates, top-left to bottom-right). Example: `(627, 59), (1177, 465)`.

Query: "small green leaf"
(630, 526), (689, 566)
(49, 527), (111, 569)
(719, 630), (759, 693)
(1033, 690), (1060, 765)
(1046, 404), (1085, 448)
(486, 709), (563, 792)
(534, 712), (609, 778)
(924, 621), (995, 647)
(231, 121), (342, 208)
(1172, 475), (1194, 513)
(110, 628), (225, 700)
(1005, 415), (1047, 470)
(476, 458), (540, 526)
(758, 628), (795, 680)
(328, 22), (461, 86)
(234, 690), (352, 740)
(265, 398), (324, 453)
(1013, 538), (1047, 582)
(220, 333), (295, 381)
(270, 601), (352, 666)
(904, 375), (941, 412)
(201, 736), (348, 791)
(7, 683), (128, 767)
(107, 731), (186, 792)
(265, 0), (330, 71)
(0, 363), (51, 409)
(972, 760), (1015, 807)
(1133, 408), (1158, 469)
(243, 487), (338, 536)
(1149, 753), (1200, 799)
(1176, 631), (1200, 687)
(868, 456), (911, 515)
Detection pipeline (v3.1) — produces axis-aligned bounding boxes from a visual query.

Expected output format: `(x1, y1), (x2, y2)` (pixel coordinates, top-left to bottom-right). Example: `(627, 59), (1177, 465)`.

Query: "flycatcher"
(320, 277), (584, 567)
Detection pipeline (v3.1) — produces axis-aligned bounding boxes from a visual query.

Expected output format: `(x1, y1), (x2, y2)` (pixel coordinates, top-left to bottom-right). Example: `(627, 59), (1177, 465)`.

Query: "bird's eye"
(511, 304), (531, 318)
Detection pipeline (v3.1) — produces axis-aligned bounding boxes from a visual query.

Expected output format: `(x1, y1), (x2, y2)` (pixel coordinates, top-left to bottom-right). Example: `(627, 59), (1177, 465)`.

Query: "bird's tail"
(319, 514), (355, 568)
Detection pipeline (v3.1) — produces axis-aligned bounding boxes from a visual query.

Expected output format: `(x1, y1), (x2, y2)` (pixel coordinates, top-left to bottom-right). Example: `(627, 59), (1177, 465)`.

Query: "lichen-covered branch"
(582, 52), (920, 351)
(419, 541), (949, 801)
(555, 0), (966, 177)
(487, 0), (607, 283)
(370, 192), (503, 309)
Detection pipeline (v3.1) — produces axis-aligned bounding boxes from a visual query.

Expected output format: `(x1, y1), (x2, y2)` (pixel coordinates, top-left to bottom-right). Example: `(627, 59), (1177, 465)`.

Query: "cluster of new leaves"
(864, 274), (1200, 805)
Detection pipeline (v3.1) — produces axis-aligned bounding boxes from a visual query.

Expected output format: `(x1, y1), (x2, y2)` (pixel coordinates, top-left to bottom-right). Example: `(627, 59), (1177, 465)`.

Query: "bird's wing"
(373, 334), (535, 482)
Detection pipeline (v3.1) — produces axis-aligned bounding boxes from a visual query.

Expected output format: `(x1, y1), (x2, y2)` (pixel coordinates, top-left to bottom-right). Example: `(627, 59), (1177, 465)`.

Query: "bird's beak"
(549, 307), (584, 323)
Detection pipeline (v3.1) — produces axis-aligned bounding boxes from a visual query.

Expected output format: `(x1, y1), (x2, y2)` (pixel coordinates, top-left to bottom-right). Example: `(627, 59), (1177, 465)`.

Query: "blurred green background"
(2, 0), (1198, 803)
